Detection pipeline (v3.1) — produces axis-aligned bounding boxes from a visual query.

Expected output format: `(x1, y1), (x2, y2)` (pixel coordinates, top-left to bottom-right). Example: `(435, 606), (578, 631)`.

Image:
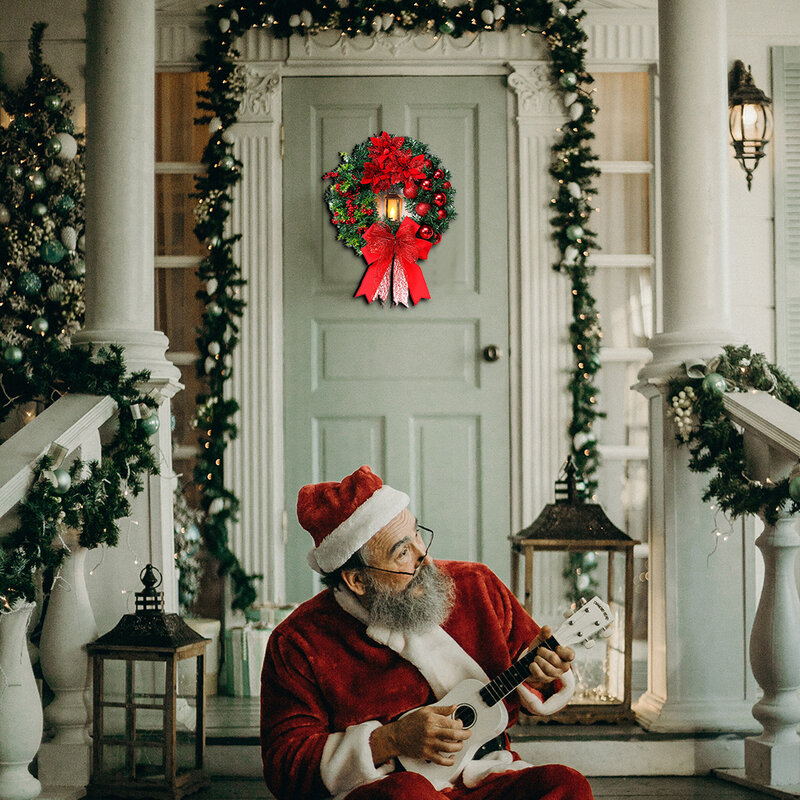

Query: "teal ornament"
(18, 272), (42, 296)
(44, 94), (62, 111)
(56, 118), (75, 135)
(31, 317), (49, 334)
(69, 259), (86, 278)
(559, 72), (578, 88)
(582, 551), (598, 567)
(6, 164), (23, 181)
(207, 302), (223, 317)
(45, 136), (63, 157)
(31, 202), (48, 217)
(41, 240), (67, 264)
(47, 283), (66, 302)
(439, 19), (455, 34)
(170, 413), (176, 432)
(219, 154), (235, 170)
(49, 468), (72, 495)
(789, 475), (800, 504)
(702, 372), (727, 395)
(0, 205), (9, 224)
(25, 171), (46, 193)
(54, 194), (75, 215)
(3, 345), (23, 365)
(141, 414), (161, 436)
(566, 224), (584, 241)
(576, 573), (591, 591)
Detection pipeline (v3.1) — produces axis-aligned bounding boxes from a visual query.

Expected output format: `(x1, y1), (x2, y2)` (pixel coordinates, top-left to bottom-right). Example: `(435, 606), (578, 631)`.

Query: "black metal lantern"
(86, 565), (210, 799)
(728, 60), (773, 190)
(510, 458), (639, 723)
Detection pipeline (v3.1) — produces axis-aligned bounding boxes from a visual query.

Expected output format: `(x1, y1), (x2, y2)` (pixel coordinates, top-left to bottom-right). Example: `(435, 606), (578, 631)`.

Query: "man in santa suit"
(261, 465), (594, 800)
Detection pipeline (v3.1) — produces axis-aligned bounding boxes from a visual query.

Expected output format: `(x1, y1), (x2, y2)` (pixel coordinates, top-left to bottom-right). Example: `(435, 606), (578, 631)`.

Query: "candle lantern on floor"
(86, 564), (210, 799)
(510, 458), (638, 723)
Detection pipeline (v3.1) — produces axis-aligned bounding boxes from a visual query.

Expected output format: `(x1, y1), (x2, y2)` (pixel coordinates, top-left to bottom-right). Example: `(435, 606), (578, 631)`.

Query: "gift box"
(223, 624), (273, 697)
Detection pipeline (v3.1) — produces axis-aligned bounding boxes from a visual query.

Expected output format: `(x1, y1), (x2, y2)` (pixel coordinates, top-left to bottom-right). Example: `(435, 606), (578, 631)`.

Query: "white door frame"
(155, 11), (659, 604)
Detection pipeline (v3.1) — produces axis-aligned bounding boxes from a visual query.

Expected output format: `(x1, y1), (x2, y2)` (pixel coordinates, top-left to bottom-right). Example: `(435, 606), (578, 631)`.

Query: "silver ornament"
(60, 225), (78, 251)
(209, 116), (223, 133)
(208, 341), (221, 356)
(381, 13), (394, 29)
(54, 132), (78, 162)
(567, 181), (582, 199)
(300, 9), (313, 26)
(288, 13), (301, 26)
(480, 9), (494, 25)
(0, 205), (9, 225)
(206, 278), (219, 295)
(47, 283), (66, 302)
(372, 14), (383, 31)
(569, 102), (584, 121)
(46, 164), (63, 182)
(218, 17), (231, 33)
(221, 128), (235, 144)
(563, 91), (578, 107)
(493, 4), (506, 18)
(77, 234), (85, 252)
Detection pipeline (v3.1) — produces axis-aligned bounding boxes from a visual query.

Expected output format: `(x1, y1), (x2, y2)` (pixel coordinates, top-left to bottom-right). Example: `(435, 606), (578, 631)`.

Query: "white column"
(642, 0), (734, 374)
(507, 63), (573, 619)
(74, 0), (181, 614)
(635, 0), (755, 732)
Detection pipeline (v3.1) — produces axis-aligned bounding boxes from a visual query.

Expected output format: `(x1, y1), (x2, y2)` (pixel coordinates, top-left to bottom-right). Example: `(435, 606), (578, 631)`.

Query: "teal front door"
(283, 76), (510, 601)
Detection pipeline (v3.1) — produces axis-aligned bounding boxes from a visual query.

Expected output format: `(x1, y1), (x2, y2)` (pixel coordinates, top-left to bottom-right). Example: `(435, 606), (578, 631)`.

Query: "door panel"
(283, 76), (510, 601)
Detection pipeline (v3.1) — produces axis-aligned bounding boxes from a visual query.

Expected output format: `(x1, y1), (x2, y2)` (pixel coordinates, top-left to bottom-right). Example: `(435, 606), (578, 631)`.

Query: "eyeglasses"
(363, 525), (434, 576)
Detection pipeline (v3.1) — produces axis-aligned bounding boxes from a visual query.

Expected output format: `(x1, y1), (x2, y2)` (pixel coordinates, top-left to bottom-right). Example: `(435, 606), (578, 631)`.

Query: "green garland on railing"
(194, 0), (603, 601)
(0, 344), (159, 608)
(667, 345), (800, 526)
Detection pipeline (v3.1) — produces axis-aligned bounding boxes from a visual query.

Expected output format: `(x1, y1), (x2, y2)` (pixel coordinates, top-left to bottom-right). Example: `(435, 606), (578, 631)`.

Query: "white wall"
(727, 0), (800, 357)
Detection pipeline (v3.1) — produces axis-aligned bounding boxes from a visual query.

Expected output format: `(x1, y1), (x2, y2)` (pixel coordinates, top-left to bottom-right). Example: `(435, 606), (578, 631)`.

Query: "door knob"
(482, 345), (502, 363)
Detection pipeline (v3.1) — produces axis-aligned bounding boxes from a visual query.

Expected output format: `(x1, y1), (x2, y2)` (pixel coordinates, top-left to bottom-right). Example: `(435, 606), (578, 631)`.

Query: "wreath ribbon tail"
(403, 260), (431, 306)
(355, 259), (391, 304)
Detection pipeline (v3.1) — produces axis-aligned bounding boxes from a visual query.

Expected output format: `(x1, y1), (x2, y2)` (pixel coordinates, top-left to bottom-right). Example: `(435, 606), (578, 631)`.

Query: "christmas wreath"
(667, 345), (800, 526)
(323, 132), (456, 306)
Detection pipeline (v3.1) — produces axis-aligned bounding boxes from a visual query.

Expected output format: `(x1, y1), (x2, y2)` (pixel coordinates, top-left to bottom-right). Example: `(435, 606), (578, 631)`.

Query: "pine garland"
(194, 0), (603, 600)
(667, 345), (800, 526)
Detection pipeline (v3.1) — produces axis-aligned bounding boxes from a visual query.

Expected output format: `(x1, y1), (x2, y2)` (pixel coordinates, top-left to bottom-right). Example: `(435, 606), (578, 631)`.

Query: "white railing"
(0, 393), (117, 800)
(722, 390), (800, 788)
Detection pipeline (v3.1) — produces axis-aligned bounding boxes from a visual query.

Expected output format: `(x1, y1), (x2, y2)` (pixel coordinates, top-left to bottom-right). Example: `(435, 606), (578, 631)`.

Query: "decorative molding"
(507, 62), (564, 118)
(235, 65), (281, 122)
(583, 10), (658, 64)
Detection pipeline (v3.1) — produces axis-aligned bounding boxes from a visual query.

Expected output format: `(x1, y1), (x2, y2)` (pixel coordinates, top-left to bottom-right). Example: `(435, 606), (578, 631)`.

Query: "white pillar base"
(37, 742), (91, 787)
(635, 692), (759, 734)
(71, 328), (180, 383)
(639, 330), (740, 381)
(745, 737), (800, 787)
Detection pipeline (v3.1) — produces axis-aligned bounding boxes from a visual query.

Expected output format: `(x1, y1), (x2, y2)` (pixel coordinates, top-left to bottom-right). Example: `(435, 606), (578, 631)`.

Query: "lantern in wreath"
(509, 458), (638, 723)
(86, 565), (210, 799)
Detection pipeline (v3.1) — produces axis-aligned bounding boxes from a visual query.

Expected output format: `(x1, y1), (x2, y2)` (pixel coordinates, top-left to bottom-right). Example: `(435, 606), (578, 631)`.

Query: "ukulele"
(397, 596), (613, 786)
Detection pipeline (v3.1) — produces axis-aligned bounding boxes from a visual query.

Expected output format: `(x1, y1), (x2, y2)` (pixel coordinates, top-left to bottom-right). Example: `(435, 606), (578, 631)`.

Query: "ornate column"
(225, 63), (286, 603)
(507, 63), (573, 618)
(635, 0), (755, 731)
(75, 0), (181, 621)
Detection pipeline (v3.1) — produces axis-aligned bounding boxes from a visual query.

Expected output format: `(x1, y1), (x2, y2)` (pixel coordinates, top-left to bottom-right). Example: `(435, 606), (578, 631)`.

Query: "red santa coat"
(260, 560), (574, 800)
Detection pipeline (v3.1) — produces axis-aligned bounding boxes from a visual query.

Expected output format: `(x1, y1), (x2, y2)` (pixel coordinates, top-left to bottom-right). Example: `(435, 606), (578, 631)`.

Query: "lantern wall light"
(728, 60), (773, 191)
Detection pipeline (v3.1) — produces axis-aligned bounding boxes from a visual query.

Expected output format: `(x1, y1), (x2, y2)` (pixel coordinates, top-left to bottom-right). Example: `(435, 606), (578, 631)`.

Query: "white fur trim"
(320, 720), (395, 799)
(462, 750), (534, 788)
(516, 667), (575, 715)
(309, 485), (410, 574)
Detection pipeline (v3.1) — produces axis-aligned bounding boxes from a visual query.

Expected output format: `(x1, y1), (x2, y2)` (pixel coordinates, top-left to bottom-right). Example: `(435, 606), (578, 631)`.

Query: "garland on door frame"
(194, 0), (603, 599)
(666, 345), (800, 527)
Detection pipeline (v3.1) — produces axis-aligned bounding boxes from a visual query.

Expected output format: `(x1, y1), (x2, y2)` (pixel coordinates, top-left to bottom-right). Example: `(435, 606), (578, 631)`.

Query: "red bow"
(356, 217), (433, 306)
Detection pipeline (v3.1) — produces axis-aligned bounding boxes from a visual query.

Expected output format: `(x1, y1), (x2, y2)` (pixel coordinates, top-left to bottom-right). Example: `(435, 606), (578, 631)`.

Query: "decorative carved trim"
(235, 65), (281, 122)
(507, 62), (563, 118)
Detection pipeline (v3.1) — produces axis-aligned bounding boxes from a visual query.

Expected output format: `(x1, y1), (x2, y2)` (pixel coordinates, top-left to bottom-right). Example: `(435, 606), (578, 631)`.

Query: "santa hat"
(298, 465), (410, 574)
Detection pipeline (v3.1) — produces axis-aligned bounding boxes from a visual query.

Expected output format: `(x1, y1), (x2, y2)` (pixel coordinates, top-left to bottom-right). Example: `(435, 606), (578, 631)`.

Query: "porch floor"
(193, 775), (777, 799)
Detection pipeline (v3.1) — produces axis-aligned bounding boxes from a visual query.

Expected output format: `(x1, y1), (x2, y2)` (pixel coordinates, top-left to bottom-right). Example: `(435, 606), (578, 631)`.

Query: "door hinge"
(280, 124), (285, 160)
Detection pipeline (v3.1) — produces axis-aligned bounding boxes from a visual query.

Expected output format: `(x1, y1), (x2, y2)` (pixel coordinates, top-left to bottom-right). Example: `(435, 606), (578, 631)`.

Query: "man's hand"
(370, 705), (471, 767)
(525, 625), (575, 690)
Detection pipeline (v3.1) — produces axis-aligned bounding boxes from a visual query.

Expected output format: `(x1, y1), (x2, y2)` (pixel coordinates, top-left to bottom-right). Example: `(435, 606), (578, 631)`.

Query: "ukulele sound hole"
(453, 704), (477, 729)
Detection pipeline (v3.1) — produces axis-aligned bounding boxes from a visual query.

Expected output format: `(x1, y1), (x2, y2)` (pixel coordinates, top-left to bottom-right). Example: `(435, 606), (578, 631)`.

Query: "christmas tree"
(0, 22), (85, 421)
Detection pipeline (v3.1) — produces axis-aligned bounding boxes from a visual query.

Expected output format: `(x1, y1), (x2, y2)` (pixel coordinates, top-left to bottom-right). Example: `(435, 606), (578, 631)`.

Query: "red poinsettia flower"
(361, 160), (393, 192)
(368, 131), (405, 165)
(393, 150), (427, 185)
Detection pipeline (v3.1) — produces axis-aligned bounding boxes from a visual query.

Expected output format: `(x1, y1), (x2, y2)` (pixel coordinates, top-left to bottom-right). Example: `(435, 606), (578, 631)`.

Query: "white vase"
(0, 600), (43, 800)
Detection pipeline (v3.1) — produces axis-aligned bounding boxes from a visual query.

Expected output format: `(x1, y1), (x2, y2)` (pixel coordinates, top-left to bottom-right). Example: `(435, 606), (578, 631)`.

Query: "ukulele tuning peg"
(582, 638), (595, 649)
(599, 627), (614, 639)
(579, 597), (587, 606)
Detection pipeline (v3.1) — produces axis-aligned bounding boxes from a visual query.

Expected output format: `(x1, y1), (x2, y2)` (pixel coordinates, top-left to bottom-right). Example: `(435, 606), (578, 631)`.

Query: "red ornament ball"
(421, 179), (432, 191)
(437, 208), (447, 220)
(433, 168), (444, 180)
(433, 232), (442, 244)
(442, 181), (451, 191)
(423, 159), (432, 169)
(403, 183), (419, 200)
(418, 225), (434, 239)
(415, 201), (432, 217)
(433, 192), (447, 207)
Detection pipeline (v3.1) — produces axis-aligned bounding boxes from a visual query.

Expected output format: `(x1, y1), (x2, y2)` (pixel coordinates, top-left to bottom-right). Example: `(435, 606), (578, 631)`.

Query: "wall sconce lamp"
(728, 60), (773, 191)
